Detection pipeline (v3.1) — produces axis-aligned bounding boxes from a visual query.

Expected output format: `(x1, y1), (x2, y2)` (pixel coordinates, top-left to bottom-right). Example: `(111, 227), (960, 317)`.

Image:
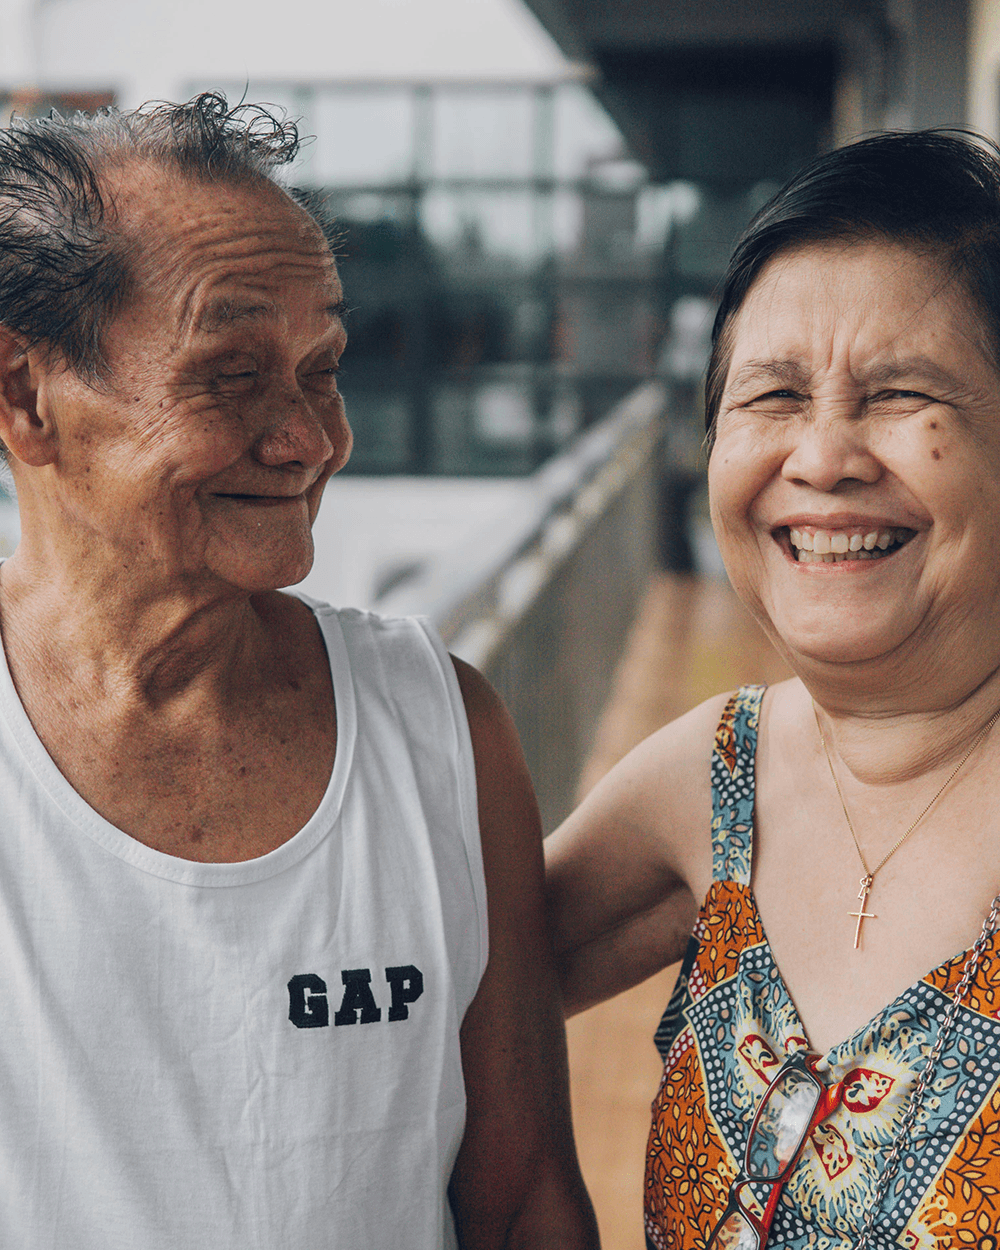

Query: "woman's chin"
(773, 624), (907, 671)
(755, 602), (910, 670)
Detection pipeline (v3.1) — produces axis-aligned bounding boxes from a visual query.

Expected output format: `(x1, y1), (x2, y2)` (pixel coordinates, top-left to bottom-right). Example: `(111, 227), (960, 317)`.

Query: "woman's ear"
(0, 328), (60, 467)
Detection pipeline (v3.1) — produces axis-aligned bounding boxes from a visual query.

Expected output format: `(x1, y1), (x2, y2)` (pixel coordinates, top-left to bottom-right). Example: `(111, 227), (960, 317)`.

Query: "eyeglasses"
(706, 1051), (844, 1250)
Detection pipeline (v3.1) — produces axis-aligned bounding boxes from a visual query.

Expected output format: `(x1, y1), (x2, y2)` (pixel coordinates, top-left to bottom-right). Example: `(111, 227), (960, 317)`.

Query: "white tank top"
(0, 601), (487, 1249)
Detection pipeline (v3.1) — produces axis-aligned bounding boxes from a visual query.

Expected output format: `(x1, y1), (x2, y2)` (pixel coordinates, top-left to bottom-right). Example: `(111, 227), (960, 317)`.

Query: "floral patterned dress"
(645, 685), (1000, 1250)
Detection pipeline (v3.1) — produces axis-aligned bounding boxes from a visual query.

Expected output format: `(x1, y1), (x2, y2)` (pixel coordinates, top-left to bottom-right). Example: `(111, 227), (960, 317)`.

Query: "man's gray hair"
(0, 92), (303, 381)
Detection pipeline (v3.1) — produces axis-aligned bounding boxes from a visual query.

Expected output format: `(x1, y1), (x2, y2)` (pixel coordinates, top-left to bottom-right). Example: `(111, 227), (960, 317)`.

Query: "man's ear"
(0, 327), (60, 467)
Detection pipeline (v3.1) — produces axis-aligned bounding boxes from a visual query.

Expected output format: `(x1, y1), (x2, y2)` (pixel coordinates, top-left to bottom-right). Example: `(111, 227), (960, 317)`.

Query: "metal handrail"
(377, 379), (664, 664)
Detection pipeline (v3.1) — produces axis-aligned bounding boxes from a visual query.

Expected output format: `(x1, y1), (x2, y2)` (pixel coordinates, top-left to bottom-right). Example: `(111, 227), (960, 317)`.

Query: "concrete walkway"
(564, 572), (791, 1250)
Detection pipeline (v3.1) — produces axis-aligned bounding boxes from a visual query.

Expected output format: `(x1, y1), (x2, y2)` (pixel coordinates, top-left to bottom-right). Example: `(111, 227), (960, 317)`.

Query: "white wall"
(26, 0), (570, 105)
(0, 0), (36, 87)
(969, 0), (1000, 137)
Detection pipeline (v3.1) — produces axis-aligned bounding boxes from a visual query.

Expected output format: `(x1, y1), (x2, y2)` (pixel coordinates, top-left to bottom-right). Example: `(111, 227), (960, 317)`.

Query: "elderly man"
(0, 95), (597, 1248)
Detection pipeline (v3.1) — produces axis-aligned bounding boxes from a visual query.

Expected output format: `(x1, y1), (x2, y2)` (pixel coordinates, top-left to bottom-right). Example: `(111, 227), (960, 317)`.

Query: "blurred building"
(0, 0), (680, 477)
(184, 77), (678, 476)
(520, 0), (981, 300)
(1, 0), (994, 483)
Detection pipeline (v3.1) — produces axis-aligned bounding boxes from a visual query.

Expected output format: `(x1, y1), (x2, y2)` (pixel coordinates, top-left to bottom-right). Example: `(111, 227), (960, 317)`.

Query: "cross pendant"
(848, 874), (877, 950)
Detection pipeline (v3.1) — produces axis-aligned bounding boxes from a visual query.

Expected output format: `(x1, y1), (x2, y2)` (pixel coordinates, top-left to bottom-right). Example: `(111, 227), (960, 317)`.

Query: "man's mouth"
(785, 526), (915, 564)
(213, 493), (303, 506)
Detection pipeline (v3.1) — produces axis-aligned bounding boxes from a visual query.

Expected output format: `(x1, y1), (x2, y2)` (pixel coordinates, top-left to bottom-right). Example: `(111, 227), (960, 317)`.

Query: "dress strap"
(710, 685), (766, 886)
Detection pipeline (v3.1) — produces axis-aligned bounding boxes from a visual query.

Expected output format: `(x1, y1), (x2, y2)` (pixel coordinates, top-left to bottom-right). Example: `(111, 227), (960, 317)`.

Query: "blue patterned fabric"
(645, 685), (1000, 1250)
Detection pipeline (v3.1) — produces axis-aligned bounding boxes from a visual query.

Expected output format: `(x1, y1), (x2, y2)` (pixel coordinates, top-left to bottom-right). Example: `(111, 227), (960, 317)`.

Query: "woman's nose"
(780, 414), (882, 493)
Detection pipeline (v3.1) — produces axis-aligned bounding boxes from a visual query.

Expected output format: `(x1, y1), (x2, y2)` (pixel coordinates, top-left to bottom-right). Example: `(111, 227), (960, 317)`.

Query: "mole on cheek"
(931, 448), (941, 460)
(929, 421), (938, 430)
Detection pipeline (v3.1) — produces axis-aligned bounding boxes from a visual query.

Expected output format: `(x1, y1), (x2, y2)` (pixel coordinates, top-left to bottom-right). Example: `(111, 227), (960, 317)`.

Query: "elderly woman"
(546, 130), (1000, 1250)
(0, 96), (597, 1248)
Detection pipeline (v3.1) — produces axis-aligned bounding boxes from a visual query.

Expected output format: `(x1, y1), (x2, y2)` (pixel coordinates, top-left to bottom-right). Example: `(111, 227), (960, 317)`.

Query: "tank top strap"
(710, 684), (766, 887)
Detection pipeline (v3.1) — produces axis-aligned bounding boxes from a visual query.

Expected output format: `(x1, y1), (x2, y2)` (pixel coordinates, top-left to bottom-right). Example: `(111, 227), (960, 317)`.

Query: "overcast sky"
(0, 0), (578, 101)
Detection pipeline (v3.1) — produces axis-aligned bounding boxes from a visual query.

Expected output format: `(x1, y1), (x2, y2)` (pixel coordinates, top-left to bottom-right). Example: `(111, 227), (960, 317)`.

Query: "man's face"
(31, 165), (351, 595)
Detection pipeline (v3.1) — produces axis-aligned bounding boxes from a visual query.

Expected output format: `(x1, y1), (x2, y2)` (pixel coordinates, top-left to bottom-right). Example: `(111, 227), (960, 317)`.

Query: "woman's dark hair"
(705, 129), (1000, 446)
(0, 92), (303, 381)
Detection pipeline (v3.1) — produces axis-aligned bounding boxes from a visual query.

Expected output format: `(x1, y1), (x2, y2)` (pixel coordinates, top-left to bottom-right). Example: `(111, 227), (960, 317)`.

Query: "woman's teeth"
(788, 527), (911, 563)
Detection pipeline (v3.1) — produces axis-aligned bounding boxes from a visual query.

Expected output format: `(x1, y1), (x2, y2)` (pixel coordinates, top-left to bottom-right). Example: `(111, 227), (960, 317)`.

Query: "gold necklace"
(813, 702), (1000, 950)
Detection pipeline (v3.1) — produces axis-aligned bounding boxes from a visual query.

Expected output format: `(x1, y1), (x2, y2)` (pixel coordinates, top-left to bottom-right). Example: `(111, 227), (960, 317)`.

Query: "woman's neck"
(799, 663), (1000, 788)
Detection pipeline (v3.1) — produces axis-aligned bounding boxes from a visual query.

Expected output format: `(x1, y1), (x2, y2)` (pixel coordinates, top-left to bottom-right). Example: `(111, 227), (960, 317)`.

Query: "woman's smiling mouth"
(781, 526), (917, 563)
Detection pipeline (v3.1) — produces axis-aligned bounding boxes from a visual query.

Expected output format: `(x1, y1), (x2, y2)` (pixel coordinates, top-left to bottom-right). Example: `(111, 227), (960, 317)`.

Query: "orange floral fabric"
(644, 686), (1000, 1250)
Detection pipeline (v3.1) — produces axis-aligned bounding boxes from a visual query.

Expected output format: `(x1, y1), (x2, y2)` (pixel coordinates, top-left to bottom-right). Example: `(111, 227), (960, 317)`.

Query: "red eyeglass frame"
(706, 1051), (845, 1250)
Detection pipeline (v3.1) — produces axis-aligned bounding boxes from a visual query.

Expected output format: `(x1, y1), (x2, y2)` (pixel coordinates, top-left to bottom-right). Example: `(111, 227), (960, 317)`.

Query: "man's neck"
(0, 546), (280, 710)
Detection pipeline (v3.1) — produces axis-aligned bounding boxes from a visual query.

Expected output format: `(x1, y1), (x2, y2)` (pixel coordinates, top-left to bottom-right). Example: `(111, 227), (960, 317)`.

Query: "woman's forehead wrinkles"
(729, 360), (809, 389)
(728, 355), (968, 393)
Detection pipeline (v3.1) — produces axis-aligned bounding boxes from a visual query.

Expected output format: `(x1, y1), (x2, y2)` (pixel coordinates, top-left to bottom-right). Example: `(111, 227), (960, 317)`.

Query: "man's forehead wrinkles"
(191, 294), (347, 337)
(136, 205), (333, 279)
(117, 180), (341, 343)
(195, 299), (277, 333)
(170, 254), (340, 336)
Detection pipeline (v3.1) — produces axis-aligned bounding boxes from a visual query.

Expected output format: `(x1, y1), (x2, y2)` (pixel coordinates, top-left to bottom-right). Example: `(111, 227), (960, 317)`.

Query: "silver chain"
(852, 890), (1000, 1250)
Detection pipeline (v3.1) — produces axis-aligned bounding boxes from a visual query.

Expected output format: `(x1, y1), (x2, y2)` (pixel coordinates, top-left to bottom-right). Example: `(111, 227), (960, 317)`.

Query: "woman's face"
(709, 240), (1000, 680)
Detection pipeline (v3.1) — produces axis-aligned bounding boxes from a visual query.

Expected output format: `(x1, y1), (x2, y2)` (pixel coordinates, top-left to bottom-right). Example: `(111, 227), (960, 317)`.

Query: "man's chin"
(203, 546), (316, 596)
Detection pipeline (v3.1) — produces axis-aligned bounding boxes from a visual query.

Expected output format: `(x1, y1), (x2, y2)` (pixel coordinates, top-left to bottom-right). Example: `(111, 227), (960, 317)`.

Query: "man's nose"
(780, 410), (882, 493)
(254, 387), (338, 469)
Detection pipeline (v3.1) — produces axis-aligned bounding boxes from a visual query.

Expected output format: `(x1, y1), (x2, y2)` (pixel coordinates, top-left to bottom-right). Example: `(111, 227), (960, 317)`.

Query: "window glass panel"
(553, 190), (584, 255)
(421, 189), (538, 262)
(431, 89), (534, 179)
(553, 84), (625, 180)
(636, 185), (676, 253)
(312, 89), (415, 185)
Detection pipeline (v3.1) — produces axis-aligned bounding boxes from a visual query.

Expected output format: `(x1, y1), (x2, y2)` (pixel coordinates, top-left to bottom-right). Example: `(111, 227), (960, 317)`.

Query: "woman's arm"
(545, 692), (729, 1016)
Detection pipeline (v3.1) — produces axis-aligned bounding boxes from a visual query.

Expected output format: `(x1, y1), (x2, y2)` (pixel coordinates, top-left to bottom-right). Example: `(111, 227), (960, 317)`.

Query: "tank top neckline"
(0, 595), (358, 888)
(711, 684), (986, 1068)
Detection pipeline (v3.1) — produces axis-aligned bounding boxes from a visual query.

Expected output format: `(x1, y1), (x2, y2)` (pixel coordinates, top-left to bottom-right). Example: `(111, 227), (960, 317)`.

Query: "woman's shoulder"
(623, 684), (762, 790)
(545, 686), (769, 1005)
(596, 680), (803, 885)
(553, 690), (738, 889)
(629, 690), (745, 876)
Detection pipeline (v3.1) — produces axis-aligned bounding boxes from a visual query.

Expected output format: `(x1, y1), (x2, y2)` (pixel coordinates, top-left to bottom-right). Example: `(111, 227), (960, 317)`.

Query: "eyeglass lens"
(747, 1067), (822, 1179)
(711, 1210), (760, 1250)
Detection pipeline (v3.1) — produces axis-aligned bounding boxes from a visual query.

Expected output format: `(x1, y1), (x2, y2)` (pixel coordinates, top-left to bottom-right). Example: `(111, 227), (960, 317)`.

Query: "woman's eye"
(870, 389), (934, 407)
(742, 388), (801, 407)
